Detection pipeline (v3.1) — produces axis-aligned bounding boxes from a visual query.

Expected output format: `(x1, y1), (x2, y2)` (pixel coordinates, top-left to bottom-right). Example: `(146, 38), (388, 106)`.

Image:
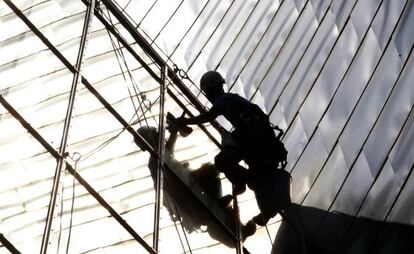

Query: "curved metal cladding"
(0, 0), (413, 253)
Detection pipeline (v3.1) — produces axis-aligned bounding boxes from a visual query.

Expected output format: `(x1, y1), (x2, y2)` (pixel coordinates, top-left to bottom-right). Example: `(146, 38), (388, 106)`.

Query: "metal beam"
(90, 1), (162, 84)
(40, 1), (95, 252)
(0, 233), (21, 254)
(99, 0), (226, 136)
(3, 1), (247, 252)
(0, 95), (157, 254)
(87, 0), (222, 149)
(99, 0), (202, 110)
(2, 0), (157, 157)
(153, 64), (167, 251)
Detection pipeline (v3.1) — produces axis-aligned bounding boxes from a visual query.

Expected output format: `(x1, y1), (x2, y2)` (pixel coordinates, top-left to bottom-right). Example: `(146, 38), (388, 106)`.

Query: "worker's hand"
(175, 116), (187, 126)
(166, 124), (179, 134)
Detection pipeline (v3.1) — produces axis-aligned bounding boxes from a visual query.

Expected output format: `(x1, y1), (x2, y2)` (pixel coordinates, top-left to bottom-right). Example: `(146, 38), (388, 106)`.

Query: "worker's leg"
(214, 148), (249, 195)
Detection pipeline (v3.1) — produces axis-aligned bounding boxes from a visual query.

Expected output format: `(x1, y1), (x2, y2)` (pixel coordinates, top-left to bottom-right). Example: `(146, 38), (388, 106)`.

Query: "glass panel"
(0, 113), (56, 253)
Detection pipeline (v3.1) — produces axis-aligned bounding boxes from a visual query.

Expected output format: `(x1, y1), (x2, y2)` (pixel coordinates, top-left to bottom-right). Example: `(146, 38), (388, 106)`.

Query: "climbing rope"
(65, 152), (81, 254)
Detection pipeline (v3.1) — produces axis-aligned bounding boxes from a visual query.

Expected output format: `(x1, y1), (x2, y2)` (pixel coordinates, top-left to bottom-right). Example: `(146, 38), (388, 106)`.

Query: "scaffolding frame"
(1, 0), (246, 253)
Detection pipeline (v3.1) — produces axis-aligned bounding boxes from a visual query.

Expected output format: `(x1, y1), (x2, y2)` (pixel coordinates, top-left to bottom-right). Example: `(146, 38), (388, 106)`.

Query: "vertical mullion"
(40, 1), (95, 253)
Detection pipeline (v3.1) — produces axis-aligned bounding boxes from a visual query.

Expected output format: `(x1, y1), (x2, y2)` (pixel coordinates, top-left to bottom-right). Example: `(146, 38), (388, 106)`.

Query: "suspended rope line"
(56, 161), (67, 254)
(101, 7), (172, 134)
(80, 106), (149, 163)
(136, 0), (159, 28)
(66, 152), (81, 254)
(150, 0), (185, 46)
(172, 218), (188, 254)
(103, 5), (161, 115)
(264, 224), (274, 249)
(165, 197), (193, 254)
(121, 0), (133, 12)
(165, 0), (209, 61)
(110, 0), (205, 96)
(105, 10), (141, 122)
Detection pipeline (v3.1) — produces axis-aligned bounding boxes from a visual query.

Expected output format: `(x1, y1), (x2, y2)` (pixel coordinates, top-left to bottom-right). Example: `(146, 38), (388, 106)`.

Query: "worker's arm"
(165, 128), (178, 152)
(178, 107), (221, 126)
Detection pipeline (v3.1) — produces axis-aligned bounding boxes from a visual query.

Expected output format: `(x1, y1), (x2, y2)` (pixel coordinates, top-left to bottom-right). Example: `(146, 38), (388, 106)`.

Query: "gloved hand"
(175, 115), (187, 126)
(166, 113), (193, 137)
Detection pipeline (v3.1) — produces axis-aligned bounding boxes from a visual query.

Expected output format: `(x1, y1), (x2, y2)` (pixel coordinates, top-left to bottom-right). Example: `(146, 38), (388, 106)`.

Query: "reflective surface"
(1, 0), (414, 253)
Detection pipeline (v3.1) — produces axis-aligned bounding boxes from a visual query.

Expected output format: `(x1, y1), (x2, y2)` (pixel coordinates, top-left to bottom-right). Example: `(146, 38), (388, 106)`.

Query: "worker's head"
(200, 71), (225, 102)
(135, 126), (158, 151)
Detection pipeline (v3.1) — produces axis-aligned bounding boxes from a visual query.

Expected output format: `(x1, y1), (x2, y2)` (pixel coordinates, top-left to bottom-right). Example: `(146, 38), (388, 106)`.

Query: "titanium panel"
(372, 0), (406, 50)
(302, 144), (349, 210)
(201, 0), (263, 70)
(290, 128), (329, 203)
(328, 43), (414, 216)
(238, 0), (305, 100)
(153, 2), (205, 56)
(281, 113), (308, 171)
(394, 0), (414, 60)
(363, 46), (414, 176)
(329, 152), (373, 215)
(138, 0), (183, 40)
(273, 10), (338, 127)
(179, 0), (233, 67)
(318, 29), (381, 151)
(253, 0), (323, 111)
(339, 44), (405, 168)
(388, 161), (414, 225)
(222, 0), (299, 89)
(299, 21), (359, 136)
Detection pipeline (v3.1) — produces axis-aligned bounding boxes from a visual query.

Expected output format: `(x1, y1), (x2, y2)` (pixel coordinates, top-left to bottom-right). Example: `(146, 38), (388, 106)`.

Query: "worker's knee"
(214, 153), (227, 172)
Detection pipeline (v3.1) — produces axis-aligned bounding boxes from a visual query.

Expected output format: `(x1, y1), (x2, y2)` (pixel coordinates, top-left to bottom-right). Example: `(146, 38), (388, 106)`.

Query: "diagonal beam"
(99, 0), (226, 138)
(41, 1), (95, 252)
(0, 233), (21, 254)
(2, 0), (157, 157)
(85, 0), (222, 148)
(99, 0), (205, 113)
(0, 95), (157, 254)
(3, 1), (248, 252)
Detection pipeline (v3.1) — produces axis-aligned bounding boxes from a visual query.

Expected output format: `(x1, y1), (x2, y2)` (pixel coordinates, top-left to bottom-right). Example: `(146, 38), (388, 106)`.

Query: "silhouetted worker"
(134, 125), (256, 246)
(176, 71), (287, 192)
(175, 71), (290, 226)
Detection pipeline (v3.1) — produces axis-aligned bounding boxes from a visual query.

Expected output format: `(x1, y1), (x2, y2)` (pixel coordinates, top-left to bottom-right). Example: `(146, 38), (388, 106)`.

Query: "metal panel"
(372, 0), (407, 50)
(275, 10), (338, 127)
(254, 0), (323, 112)
(202, 0), (267, 70)
(318, 29), (381, 150)
(302, 145), (348, 210)
(281, 113), (308, 171)
(329, 36), (414, 217)
(153, 1), (206, 56)
(299, 21), (359, 136)
(363, 46), (414, 176)
(330, 152), (373, 214)
(340, 44), (405, 168)
(222, 0), (296, 88)
(388, 162), (414, 225)
(139, 0), (183, 40)
(290, 128), (329, 203)
(180, 0), (233, 66)
(394, 0), (414, 60)
(238, 0), (303, 100)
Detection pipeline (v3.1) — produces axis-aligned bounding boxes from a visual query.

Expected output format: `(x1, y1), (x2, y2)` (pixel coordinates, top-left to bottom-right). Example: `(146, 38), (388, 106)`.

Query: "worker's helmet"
(136, 126), (158, 151)
(200, 71), (225, 91)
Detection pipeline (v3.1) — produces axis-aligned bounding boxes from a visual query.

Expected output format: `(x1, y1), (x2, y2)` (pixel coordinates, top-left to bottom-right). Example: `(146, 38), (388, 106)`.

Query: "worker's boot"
(241, 220), (257, 241)
(217, 194), (233, 208)
(233, 183), (246, 195)
(252, 213), (270, 226)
